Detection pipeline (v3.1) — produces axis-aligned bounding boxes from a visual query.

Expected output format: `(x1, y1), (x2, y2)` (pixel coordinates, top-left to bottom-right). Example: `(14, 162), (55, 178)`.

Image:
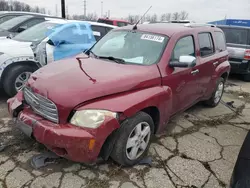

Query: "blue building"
(208, 19), (250, 27)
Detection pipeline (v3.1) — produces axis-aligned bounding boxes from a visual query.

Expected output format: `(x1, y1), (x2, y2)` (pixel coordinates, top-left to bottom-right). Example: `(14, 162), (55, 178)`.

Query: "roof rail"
(184, 23), (217, 28)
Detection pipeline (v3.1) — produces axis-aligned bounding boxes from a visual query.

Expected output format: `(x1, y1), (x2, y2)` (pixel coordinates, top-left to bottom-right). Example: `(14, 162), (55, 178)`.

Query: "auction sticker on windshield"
(141, 34), (165, 43)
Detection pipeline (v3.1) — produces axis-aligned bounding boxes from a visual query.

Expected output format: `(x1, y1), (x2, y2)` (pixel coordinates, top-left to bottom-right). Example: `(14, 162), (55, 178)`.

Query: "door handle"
(213, 61), (219, 66)
(191, 69), (199, 75)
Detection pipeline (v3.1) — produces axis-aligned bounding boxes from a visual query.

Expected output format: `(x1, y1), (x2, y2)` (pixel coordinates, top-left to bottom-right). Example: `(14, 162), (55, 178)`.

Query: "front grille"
(23, 87), (59, 123)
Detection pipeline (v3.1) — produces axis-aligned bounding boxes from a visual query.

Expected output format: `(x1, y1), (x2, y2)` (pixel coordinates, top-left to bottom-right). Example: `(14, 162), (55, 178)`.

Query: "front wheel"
(111, 112), (154, 166)
(204, 77), (225, 107)
(3, 64), (37, 97)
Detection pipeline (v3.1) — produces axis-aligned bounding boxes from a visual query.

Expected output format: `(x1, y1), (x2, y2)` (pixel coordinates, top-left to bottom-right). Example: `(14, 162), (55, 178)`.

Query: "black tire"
(242, 73), (250, 82)
(111, 111), (154, 166)
(204, 77), (225, 107)
(3, 64), (37, 97)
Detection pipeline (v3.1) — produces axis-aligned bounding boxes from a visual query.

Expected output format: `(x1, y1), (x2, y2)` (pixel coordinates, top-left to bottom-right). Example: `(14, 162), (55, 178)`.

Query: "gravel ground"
(0, 78), (250, 188)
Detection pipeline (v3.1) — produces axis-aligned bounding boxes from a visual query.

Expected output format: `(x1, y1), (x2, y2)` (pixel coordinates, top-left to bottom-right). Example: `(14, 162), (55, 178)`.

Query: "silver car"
(218, 25), (250, 81)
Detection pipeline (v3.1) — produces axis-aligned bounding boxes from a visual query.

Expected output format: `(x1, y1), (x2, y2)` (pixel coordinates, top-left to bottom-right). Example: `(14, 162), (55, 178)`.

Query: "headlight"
(70, 110), (117, 129)
(0, 52), (4, 56)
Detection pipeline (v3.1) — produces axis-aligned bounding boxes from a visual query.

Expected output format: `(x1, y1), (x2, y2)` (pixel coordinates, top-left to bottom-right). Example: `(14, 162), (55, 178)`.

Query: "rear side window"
(117, 22), (128, 27)
(220, 27), (249, 45)
(91, 25), (107, 41)
(214, 31), (226, 51)
(198, 33), (214, 57)
(172, 35), (195, 61)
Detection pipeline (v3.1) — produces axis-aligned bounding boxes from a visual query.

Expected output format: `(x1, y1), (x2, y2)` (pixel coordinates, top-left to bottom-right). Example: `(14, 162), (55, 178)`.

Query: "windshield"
(13, 22), (59, 42)
(91, 30), (169, 65)
(0, 15), (32, 30)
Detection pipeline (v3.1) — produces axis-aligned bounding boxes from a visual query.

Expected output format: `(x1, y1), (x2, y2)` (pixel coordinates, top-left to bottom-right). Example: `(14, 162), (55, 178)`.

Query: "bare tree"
(180, 11), (188, 20)
(160, 14), (166, 21)
(150, 14), (157, 22)
(86, 13), (98, 21)
(172, 12), (180, 20)
(166, 13), (171, 21)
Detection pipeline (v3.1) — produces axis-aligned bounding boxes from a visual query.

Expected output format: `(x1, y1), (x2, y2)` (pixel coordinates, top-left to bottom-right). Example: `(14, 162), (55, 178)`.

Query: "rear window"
(97, 19), (113, 26)
(214, 31), (227, 51)
(220, 27), (249, 45)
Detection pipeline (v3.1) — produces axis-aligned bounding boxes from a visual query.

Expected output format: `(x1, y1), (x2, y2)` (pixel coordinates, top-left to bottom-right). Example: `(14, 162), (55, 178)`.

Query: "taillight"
(244, 49), (250, 60)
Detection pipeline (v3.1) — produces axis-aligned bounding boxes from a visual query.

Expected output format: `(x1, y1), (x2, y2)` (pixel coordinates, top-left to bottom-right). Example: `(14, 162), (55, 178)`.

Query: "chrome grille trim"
(23, 87), (59, 123)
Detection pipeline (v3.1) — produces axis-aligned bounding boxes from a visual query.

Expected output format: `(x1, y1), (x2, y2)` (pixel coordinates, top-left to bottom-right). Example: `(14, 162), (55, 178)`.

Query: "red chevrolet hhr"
(8, 23), (230, 166)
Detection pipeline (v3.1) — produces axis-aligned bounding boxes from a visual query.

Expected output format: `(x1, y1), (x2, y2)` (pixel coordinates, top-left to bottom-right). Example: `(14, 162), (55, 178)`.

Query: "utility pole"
(108, 10), (110, 18)
(101, 1), (103, 17)
(84, 0), (86, 17)
(61, 0), (66, 18)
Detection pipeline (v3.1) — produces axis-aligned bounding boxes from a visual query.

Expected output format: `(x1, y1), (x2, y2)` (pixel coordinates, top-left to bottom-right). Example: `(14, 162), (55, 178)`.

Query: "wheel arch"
(0, 60), (39, 83)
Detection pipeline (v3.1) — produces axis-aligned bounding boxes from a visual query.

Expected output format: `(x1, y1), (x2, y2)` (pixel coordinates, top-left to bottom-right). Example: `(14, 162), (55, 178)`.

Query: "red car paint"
(7, 24), (230, 163)
(97, 18), (131, 27)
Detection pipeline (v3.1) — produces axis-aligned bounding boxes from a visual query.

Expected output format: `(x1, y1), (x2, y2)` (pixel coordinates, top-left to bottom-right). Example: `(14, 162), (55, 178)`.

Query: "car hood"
(0, 39), (32, 53)
(28, 54), (161, 122)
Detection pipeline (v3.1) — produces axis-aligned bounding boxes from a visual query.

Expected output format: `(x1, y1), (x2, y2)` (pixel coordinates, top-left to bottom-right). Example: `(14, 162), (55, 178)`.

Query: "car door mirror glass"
(169, 55), (196, 68)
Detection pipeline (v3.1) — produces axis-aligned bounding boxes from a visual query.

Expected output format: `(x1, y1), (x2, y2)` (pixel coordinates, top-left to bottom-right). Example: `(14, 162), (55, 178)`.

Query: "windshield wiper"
(89, 50), (98, 58)
(98, 56), (126, 64)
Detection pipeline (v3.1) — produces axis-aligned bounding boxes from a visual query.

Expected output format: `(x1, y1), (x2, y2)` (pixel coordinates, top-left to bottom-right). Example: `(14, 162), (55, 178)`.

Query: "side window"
(105, 27), (113, 33)
(172, 36), (195, 61)
(18, 18), (44, 29)
(0, 15), (17, 24)
(198, 33), (215, 57)
(91, 25), (107, 41)
(117, 22), (127, 27)
(214, 32), (226, 51)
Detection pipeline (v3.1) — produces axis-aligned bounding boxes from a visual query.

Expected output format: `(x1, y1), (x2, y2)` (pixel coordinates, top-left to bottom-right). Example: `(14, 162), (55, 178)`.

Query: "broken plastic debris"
(31, 152), (60, 169)
(138, 157), (152, 166)
(239, 96), (244, 99)
(226, 101), (235, 108)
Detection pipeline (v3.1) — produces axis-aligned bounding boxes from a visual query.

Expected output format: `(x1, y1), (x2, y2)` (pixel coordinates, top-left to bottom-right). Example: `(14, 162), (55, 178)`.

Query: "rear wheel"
(111, 112), (154, 166)
(204, 77), (225, 107)
(3, 64), (37, 97)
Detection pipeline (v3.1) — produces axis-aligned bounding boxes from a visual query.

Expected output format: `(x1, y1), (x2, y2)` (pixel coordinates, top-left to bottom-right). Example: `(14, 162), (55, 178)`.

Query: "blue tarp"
(208, 19), (250, 27)
(46, 22), (96, 61)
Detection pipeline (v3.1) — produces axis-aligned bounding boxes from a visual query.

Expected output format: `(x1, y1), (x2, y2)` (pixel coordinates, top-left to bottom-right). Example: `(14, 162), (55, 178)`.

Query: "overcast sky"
(18, 0), (250, 22)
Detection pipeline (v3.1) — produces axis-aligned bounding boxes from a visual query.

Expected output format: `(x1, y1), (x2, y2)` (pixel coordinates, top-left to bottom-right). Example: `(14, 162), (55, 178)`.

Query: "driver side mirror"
(17, 26), (27, 33)
(169, 55), (196, 68)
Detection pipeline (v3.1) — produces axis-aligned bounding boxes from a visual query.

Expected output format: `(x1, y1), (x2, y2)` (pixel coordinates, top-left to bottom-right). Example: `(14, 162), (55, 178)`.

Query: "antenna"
(133, 6), (152, 30)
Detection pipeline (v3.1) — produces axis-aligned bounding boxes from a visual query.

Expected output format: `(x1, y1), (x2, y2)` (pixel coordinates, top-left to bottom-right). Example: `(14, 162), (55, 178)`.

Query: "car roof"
(115, 23), (221, 37)
(0, 11), (62, 18)
(216, 25), (250, 30)
(45, 19), (117, 28)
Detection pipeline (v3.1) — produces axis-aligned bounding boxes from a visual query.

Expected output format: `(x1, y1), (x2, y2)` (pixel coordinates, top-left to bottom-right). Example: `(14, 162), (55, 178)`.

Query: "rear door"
(196, 32), (218, 95)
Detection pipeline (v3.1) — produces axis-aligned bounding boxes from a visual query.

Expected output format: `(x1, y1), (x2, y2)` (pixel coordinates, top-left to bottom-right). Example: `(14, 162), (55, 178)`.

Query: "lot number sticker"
(141, 34), (165, 43)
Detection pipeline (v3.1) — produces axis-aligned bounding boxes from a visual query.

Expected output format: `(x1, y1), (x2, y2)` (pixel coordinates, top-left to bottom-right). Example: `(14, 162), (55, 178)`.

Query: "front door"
(162, 35), (202, 115)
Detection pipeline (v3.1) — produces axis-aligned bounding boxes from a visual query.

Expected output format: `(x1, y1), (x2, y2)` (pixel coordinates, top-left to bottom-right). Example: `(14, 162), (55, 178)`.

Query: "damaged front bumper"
(7, 92), (120, 163)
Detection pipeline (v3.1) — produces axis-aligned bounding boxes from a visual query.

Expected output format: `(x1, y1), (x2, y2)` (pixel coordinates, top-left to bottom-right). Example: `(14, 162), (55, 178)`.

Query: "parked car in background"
(7, 23), (230, 166)
(0, 19), (116, 96)
(217, 25), (250, 81)
(0, 14), (63, 37)
(0, 11), (59, 25)
(97, 18), (131, 27)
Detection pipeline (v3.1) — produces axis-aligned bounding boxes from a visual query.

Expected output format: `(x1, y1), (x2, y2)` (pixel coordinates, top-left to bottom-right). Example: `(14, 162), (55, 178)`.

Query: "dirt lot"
(1, 78), (250, 188)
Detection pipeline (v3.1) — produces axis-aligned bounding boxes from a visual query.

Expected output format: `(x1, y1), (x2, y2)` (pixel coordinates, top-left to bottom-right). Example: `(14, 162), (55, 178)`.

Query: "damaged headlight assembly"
(70, 110), (117, 129)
